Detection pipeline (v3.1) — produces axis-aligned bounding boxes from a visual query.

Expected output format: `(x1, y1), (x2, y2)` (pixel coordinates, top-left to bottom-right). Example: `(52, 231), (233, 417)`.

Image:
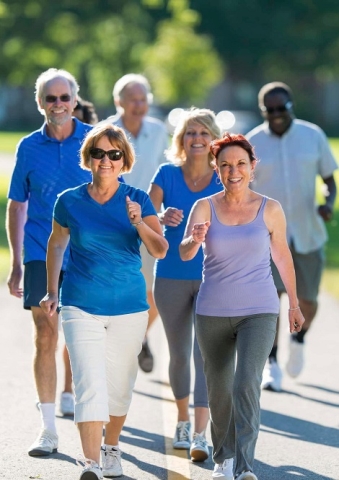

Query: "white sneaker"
(173, 421), (191, 449)
(60, 391), (74, 416)
(28, 429), (58, 456)
(101, 446), (123, 477)
(236, 471), (258, 480)
(77, 456), (103, 479)
(190, 432), (209, 462)
(212, 458), (234, 479)
(261, 359), (282, 392)
(286, 338), (304, 378)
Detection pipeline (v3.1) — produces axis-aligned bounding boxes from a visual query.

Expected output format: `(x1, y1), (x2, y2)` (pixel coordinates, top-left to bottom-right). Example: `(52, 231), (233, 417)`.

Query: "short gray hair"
(35, 68), (79, 114)
(112, 73), (153, 104)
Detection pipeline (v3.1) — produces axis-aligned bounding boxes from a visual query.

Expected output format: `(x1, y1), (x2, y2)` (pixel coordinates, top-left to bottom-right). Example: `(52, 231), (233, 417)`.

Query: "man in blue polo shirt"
(6, 68), (92, 456)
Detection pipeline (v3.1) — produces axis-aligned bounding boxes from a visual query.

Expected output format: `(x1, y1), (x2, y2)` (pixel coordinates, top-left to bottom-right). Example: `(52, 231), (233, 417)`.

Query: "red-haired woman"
(180, 133), (304, 480)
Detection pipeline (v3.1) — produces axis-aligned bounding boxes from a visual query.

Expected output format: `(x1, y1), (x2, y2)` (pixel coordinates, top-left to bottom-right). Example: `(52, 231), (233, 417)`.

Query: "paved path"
(0, 285), (338, 480)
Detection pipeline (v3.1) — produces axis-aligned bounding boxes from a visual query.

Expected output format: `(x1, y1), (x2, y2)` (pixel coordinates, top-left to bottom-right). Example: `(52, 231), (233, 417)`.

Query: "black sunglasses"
(89, 147), (124, 161)
(45, 94), (72, 103)
(260, 101), (293, 114)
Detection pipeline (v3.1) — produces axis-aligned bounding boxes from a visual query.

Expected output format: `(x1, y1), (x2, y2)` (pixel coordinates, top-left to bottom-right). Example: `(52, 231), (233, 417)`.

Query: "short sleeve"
(53, 193), (69, 228)
(317, 128), (338, 178)
(150, 163), (167, 190)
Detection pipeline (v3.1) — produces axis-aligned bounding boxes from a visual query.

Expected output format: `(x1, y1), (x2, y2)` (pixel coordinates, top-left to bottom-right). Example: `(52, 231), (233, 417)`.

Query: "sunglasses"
(89, 147), (124, 161)
(260, 101), (293, 114)
(45, 94), (72, 103)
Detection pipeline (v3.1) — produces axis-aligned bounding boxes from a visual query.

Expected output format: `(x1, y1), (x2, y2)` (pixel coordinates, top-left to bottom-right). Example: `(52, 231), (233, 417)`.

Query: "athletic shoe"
(101, 446), (123, 477)
(190, 432), (209, 462)
(286, 338), (304, 378)
(212, 458), (234, 479)
(60, 391), (75, 416)
(138, 340), (154, 373)
(261, 358), (282, 392)
(235, 471), (258, 480)
(173, 421), (191, 449)
(28, 429), (58, 456)
(77, 456), (103, 479)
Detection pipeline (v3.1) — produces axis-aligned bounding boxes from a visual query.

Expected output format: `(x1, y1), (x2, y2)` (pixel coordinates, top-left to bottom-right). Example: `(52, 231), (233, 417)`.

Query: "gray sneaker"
(28, 429), (58, 456)
(77, 456), (103, 480)
(173, 421), (191, 449)
(101, 446), (123, 477)
(190, 432), (209, 462)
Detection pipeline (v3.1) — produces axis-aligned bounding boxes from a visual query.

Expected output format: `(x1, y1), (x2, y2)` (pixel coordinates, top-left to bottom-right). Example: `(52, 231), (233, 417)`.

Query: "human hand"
(288, 307), (305, 333)
(160, 207), (184, 227)
(39, 292), (59, 317)
(126, 196), (142, 224)
(318, 204), (333, 222)
(192, 221), (211, 244)
(7, 265), (23, 298)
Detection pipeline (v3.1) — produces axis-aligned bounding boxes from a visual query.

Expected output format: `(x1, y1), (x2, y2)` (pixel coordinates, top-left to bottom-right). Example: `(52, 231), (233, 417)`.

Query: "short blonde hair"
(166, 108), (221, 166)
(80, 123), (135, 173)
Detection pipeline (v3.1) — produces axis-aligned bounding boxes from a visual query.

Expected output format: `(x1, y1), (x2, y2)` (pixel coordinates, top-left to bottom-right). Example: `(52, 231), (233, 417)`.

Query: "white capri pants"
(61, 306), (148, 424)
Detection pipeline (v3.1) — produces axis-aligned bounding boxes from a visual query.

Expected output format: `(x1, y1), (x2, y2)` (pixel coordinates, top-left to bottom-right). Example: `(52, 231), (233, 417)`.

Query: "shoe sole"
(173, 444), (190, 450)
(28, 447), (57, 457)
(190, 449), (208, 462)
(262, 383), (281, 392)
(102, 473), (123, 478)
(80, 472), (103, 480)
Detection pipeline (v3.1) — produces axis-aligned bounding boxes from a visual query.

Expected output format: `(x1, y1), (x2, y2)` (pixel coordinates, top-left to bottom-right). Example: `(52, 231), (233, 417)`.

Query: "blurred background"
(1, 0), (339, 134)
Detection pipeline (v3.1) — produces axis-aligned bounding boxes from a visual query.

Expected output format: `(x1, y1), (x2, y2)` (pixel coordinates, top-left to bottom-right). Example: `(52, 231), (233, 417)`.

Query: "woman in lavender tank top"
(180, 133), (304, 480)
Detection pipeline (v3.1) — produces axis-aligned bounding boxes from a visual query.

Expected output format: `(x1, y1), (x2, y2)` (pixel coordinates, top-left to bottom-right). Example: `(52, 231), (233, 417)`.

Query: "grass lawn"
(0, 134), (339, 298)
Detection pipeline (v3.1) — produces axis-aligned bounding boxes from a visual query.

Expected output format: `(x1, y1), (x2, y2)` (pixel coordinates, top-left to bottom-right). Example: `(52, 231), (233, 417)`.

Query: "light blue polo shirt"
(7, 119), (92, 268)
(54, 182), (156, 315)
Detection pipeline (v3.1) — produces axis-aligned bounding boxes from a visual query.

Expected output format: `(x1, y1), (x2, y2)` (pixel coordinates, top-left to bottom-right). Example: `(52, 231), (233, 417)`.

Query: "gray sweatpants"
(154, 278), (208, 408)
(196, 313), (277, 475)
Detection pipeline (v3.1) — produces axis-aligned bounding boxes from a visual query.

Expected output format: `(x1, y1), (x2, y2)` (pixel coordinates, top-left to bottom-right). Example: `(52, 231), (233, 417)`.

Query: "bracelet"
(131, 220), (144, 226)
(288, 307), (300, 311)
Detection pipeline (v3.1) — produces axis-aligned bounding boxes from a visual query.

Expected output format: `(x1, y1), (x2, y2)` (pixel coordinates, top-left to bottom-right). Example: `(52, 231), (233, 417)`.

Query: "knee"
(34, 314), (58, 351)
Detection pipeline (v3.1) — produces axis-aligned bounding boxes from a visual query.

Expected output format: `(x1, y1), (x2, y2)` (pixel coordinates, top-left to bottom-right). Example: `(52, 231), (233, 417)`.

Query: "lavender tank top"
(196, 196), (279, 317)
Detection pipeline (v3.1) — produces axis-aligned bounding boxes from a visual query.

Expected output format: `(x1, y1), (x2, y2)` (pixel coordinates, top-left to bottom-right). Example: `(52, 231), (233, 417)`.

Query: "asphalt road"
(0, 286), (338, 480)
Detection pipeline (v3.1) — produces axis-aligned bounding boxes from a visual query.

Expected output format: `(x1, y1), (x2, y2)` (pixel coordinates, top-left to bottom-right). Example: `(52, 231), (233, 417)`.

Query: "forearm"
(273, 252), (299, 308)
(135, 222), (168, 259)
(6, 200), (27, 266)
(179, 236), (201, 261)
(46, 242), (66, 293)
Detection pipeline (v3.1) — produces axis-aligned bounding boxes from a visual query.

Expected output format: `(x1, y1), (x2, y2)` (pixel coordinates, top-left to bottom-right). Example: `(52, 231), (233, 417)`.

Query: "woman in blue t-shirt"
(149, 108), (222, 462)
(40, 123), (168, 480)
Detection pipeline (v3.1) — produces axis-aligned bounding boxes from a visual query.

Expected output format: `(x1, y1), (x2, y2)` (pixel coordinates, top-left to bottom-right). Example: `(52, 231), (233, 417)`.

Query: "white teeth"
(192, 143), (204, 147)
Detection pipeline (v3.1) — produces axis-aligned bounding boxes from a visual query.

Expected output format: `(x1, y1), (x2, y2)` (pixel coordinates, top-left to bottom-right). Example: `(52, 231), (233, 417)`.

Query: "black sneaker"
(138, 340), (154, 373)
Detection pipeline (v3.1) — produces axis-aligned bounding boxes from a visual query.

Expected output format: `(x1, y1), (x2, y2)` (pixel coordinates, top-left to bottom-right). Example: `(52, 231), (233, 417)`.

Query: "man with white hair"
(6, 68), (92, 455)
(108, 74), (168, 373)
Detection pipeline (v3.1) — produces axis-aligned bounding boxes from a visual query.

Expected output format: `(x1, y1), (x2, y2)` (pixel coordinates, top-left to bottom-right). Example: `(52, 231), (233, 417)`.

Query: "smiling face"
(216, 145), (256, 191)
(118, 82), (149, 124)
(90, 135), (124, 181)
(183, 121), (213, 160)
(39, 77), (77, 127)
(261, 91), (294, 136)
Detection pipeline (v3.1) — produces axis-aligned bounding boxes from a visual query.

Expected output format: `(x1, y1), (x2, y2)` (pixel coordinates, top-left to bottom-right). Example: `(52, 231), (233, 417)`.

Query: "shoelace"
(102, 448), (121, 467)
(36, 431), (56, 446)
(193, 433), (207, 446)
(76, 454), (100, 470)
(177, 423), (190, 442)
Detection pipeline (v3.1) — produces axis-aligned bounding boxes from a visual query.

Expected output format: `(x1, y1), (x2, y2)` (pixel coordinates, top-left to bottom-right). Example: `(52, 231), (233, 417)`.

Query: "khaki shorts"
(140, 243), (156, 291)
(271, 244), (325, 302)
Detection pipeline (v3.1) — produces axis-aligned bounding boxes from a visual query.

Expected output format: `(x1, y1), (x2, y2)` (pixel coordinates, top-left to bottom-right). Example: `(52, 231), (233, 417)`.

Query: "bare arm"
(264, 199), (305, 333)
(126, 196), (168, 259)
(179, 198), (211, 261)
(148, 183), (184, 227)
(6, 199), (27, 298)
(318, 174), (337, 221)
(39, 220), (70, 316)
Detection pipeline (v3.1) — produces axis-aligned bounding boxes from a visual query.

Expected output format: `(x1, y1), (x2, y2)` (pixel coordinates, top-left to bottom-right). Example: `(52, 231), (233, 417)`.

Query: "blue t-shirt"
(151, 163), (223, 280)
(7, 119), (92, 268)
(54, 182), (157, 315)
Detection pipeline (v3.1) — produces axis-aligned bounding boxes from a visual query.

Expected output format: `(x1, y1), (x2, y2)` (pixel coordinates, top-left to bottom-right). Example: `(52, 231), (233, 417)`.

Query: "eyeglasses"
(260, 101), (293, 114)
(89, 147), (124, 161)
(45, 94), (72, 103)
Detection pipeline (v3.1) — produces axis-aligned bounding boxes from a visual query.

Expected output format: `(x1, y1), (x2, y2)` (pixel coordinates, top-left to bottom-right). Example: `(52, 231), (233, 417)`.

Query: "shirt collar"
(38, 118), (83, 143)
(263, 119), (295, 138)
(113, 114), (149, 139)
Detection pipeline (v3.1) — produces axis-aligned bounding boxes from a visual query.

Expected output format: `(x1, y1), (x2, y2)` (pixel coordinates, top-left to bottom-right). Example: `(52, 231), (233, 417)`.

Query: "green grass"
(0, 132), (29, 153)
(0, 133), (339, 297)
